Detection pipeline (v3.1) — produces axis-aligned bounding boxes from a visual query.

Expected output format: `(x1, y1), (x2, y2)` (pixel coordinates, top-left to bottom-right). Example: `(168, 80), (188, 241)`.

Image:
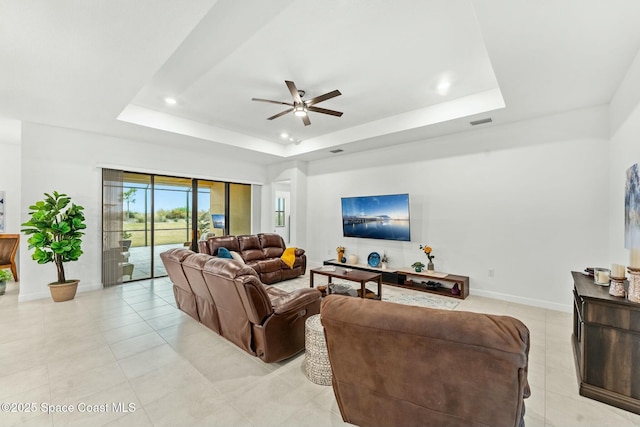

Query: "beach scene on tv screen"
(342, 194), (410, 241)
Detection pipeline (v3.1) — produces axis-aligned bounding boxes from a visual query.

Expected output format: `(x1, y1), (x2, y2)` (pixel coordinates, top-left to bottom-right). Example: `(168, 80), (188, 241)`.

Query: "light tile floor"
(1, 276), (640, 427)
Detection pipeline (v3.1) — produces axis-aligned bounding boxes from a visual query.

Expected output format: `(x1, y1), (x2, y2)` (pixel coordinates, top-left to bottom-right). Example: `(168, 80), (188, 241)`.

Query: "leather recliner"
(159, 248), (199, 321)
(198, 233), (306, 284)
(161, 249), (321, 363)
(181, 253), (221, 334)
(321, 295), (530, 427)
(202, 256), (321, 362)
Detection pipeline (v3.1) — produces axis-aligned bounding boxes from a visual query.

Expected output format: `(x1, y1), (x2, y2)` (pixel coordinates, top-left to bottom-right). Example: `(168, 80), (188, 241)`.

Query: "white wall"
(0, 117), (22, 235)
(609, 47), (640, 268)
(19, 123), (268, 301)
(266, 161), (307, 248)
(305, 107), (610, 311)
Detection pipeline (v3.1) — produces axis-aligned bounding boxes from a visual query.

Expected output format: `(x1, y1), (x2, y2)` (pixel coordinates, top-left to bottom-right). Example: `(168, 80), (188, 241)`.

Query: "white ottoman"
(304, 314), (332, 385)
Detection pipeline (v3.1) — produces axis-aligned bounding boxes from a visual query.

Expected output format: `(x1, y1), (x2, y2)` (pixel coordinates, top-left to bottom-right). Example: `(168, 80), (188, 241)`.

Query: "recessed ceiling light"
(280, 133), (289, 139)
(436, 81), (451, 95)
(164, 97), (177, 105)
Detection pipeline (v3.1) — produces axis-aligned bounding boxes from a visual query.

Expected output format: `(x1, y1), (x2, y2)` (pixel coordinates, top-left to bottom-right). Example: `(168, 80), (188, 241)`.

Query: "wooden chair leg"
(11, 264), (18, 282)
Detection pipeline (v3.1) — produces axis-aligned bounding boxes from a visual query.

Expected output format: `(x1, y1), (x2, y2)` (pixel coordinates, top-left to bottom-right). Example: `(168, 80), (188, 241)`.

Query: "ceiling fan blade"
(306, 89), (341, 106)
(252, 98), (293, 106)
(301, 114), (311, 126)
(285, 80), (303, 103)
(267, 108), (294, 120)
(307, 106), (344, 117)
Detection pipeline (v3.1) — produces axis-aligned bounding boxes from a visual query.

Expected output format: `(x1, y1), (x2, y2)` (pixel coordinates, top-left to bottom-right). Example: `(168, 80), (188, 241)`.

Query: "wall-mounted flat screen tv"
(341, 193), (411, 241)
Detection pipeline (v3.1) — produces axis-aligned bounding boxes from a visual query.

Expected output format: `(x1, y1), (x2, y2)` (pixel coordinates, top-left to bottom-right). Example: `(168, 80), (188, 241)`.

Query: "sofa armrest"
(197, 240), (210, 255)
(272, 288), (321, 315)
(294, 248), (305, 257)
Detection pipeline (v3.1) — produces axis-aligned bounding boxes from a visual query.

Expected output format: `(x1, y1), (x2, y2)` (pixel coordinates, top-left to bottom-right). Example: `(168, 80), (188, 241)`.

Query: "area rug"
(272, 274), (459, 311)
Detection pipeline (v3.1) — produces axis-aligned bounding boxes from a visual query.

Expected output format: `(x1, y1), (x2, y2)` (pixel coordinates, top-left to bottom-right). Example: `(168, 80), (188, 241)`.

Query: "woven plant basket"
(49, 280), (79, 302)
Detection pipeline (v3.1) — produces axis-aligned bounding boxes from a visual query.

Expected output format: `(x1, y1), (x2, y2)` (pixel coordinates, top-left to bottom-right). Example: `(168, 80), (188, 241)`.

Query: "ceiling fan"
(252, 80), (343, 126)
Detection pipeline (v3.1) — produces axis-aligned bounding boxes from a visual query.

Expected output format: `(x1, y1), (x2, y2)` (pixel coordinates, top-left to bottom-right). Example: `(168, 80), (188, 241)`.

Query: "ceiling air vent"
(330, 149), (344, 153)
(470, 118), (492, 126)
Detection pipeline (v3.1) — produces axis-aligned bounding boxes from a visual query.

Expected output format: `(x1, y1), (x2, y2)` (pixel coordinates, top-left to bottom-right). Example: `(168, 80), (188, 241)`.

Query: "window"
(275, 197), (285, 227)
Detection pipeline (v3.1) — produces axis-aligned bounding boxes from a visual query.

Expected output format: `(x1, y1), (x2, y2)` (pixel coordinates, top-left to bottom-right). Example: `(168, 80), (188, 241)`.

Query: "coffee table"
(310, 266), (382, 300)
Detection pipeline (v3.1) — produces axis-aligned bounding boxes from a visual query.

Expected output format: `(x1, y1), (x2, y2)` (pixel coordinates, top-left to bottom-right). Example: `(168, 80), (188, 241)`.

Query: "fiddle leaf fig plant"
(21, 191), (87, 284)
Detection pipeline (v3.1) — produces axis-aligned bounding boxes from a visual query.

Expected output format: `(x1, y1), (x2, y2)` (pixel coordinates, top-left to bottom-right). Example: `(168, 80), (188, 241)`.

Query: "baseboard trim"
(470, 288), (571, 312)
(18, 281), (102, 302)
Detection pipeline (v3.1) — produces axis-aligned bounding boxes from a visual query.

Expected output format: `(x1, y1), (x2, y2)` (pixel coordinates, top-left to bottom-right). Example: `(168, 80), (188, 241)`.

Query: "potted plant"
(411, 261), (425, 272)
(120, 230), (132, 250)
(381, 252), (389, 269)
(0, 269), (12, 295)
(21, 191), (87, 302)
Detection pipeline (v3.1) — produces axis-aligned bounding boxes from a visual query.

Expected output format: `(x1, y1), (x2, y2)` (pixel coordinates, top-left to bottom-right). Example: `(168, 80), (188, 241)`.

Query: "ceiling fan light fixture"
(293, 104), (307, 117)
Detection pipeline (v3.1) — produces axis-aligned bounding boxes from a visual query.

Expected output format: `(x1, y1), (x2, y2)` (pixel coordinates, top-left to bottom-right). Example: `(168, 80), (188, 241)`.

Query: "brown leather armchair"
(321, 295), (530, 427)
(202, 257), (321, 362)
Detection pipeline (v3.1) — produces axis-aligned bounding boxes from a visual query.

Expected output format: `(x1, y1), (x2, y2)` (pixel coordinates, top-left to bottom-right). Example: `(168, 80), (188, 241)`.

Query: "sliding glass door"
(104, 170), (253, 284)
(122, 173), (152, 281)
(151, 176), (193, 277)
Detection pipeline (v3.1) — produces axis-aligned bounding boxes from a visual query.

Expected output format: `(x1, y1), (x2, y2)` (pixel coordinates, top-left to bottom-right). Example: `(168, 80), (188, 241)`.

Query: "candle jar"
(609, 277), (626, 297)
(628, 268), (640, 303)
(611, 264), (626, 279)
(593, 268), (610, 285)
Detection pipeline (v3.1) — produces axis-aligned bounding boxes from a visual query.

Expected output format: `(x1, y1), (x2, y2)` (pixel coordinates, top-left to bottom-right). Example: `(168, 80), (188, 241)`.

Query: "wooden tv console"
(572, 271), (640, 414)
(322, 260), (469, 299)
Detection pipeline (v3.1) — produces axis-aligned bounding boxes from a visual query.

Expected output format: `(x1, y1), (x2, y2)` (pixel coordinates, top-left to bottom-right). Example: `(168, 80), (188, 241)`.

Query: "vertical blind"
(102, 169), (123, 287)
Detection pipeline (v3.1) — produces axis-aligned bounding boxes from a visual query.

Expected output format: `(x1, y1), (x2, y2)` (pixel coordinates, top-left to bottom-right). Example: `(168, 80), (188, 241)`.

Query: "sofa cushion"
(259, 233), (286, 258)
(230, 251), (245, 264)
(218, 247), (233, 259)
(255, 258), (282, 274)
(263, 246), (284, 258)
(259, 233), (285, 249)
(205, 235), (240, 256)
(238, 235), (265, 261)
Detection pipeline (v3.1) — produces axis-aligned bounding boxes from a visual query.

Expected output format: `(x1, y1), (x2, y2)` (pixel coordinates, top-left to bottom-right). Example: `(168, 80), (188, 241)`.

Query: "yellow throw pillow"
(281, 247), (296, 269)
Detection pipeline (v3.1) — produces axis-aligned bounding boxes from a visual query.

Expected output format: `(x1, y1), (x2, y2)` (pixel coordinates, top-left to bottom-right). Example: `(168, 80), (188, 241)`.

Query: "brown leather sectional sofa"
(160, 248), (321, 363)
(198, 233), (306, 284)
(321, 295), (530, 427)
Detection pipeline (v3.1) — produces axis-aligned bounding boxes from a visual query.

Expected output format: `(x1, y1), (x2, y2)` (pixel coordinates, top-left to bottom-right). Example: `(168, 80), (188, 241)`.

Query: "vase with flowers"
(420, 244), (435, 271)
(381, 252), (389, 269)
(336, 245), (345, 263)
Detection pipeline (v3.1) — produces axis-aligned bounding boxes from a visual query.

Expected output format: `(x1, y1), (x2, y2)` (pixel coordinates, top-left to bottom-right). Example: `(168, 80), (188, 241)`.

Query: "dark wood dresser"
(572, 271), (640, 414)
